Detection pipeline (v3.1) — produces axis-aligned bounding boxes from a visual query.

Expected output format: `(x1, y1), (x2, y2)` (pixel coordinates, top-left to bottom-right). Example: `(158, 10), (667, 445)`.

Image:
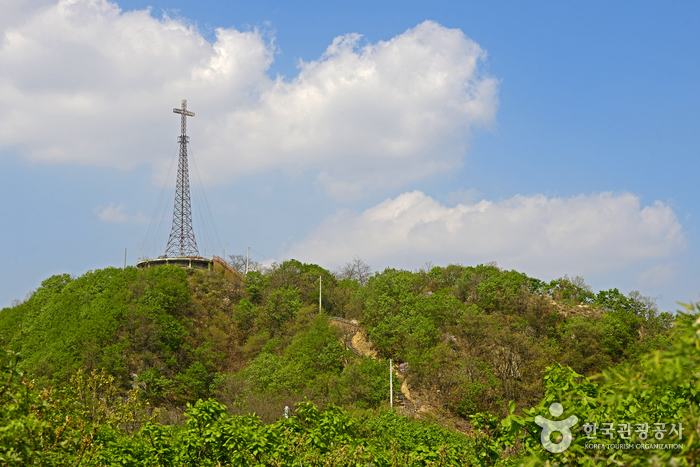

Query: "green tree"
(284, 316), (345, 377)
(244, 270), (268, 305)
(335, 357), (390, 408)
(260, 286), (302, 335)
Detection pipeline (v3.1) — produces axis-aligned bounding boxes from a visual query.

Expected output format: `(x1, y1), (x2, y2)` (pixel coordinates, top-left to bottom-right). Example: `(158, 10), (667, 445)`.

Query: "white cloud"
(0, 0), (273, 170)
(0, 0), (55, 34)
(444, 187), (482, 205)
(212, 22), (498, 199)
(282, 191), (686, 278)
(95, 202), (147, 223)
(0, 1), (497, 199)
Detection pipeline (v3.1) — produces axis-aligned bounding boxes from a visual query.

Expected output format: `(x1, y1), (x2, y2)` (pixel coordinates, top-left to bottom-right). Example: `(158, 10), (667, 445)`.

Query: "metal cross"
(173, 99), (195, 137)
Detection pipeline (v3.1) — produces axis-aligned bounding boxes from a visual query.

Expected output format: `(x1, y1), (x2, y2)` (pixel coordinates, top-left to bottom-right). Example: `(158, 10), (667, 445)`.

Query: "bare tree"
(568, 275), (593, 295)
(335, 256), (373, 285)
(228, 254), (265, 274)
(628, 290), (659, 319)
(24, 289), (36, 302)
(417, 261), (435, 274)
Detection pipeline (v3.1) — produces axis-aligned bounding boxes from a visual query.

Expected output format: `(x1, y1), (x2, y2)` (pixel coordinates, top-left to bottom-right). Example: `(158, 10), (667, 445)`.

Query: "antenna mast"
(165, 99), (199, 258)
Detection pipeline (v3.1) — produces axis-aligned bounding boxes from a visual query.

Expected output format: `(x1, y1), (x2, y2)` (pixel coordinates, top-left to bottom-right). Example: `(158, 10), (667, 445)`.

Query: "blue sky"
(1, 0), (698, 312)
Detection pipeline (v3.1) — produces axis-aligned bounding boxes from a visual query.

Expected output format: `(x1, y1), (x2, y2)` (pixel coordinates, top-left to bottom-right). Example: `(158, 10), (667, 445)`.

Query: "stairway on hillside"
(327, 316), (416, 411)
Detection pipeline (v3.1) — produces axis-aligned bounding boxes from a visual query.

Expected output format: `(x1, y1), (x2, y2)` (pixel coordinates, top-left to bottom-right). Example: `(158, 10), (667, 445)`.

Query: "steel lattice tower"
(165, 99), (199, 258)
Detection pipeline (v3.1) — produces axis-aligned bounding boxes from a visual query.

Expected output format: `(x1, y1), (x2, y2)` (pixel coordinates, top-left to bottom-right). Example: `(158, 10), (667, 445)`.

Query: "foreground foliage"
(472, 302), (700, 466)
(0, 350), (478, 466)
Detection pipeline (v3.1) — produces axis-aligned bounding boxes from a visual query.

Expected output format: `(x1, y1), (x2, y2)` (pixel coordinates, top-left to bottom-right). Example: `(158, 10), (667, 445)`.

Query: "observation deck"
(137, 256), (213, 270)
(136, 255), (244, 281)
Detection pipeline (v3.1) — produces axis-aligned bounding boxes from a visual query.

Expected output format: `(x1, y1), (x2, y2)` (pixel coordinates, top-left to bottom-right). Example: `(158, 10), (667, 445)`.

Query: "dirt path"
(327, 317), (416, 411)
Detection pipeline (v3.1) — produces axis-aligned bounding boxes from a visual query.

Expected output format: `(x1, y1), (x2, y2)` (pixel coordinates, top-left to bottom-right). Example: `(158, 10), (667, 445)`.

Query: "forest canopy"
(0, 259), (694, 466)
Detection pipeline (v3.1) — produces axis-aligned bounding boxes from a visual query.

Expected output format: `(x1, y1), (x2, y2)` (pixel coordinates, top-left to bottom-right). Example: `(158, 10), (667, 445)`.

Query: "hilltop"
(0, 259), (673, 426)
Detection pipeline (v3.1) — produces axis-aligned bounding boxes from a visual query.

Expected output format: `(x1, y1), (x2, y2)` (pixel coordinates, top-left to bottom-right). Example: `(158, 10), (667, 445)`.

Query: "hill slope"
(0, 260), (674, 425)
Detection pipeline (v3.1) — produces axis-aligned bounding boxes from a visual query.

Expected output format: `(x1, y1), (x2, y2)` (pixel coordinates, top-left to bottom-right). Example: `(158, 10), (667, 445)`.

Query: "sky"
(1, 0), (698, 313)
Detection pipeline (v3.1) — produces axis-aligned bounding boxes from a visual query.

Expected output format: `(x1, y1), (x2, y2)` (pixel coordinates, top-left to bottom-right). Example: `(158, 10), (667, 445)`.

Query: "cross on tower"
(174, 99), (195, 138)
(165, 99), (199, 258)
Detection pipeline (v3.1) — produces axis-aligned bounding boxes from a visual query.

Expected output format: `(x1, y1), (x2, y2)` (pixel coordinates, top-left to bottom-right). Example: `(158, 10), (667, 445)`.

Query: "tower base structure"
(137, 256), (213, 270)
(136, 255), (245, 282)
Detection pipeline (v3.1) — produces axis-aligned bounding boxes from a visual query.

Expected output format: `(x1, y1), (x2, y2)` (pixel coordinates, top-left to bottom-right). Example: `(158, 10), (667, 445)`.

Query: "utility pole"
(390, 359), (393, 409)
(246, 247), (250, 275)
(124, 248), (127, 269)
(319, 275), (322, 313)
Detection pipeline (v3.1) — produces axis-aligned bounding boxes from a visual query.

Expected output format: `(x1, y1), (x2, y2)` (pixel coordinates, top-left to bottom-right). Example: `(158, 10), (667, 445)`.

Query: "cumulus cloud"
(0, 0), (273, 169)
(0, 0), (56, 33)
(0, 0), (497, 199)
(95, 202), (147, 223)
(282, 191), (686, 278)
(212, 22), (498, 199)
